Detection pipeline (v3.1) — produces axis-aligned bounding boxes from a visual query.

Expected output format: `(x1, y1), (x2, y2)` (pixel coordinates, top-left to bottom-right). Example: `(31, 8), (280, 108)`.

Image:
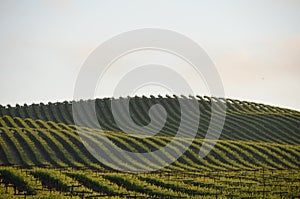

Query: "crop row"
(0, 96), (299, 144)
(0, 116), (299, 171)
(0, 167), (299, 198)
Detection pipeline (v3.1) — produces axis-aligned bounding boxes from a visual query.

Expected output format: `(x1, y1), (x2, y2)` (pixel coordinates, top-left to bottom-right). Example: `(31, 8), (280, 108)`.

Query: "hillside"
(0, 96), (300, 198)
(0, 115), (299, 171)
(0, 95), (299, 143)
(0, 96), (299, 170)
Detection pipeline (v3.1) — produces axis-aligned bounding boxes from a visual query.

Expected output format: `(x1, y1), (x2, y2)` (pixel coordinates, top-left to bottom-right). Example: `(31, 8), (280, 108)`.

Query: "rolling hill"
(0, 96), (299, 198)
(0, 95), (299, 170)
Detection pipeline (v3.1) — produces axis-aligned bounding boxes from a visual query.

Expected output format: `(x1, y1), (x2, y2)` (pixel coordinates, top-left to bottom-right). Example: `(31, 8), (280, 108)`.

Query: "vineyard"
(0, 166), (300, 198)
(0, 96), (299, 198)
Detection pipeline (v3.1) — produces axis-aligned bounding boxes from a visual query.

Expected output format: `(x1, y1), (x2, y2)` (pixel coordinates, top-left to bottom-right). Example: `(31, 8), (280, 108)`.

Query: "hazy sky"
(0, 0), (299, 110)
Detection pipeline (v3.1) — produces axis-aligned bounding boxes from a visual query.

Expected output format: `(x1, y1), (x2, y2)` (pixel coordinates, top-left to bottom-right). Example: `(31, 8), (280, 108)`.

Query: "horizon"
(0, 95), (298, 112)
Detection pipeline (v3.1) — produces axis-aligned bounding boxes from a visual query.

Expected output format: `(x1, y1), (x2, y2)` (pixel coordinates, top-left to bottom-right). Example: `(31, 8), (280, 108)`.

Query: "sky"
(0, 0), (299, 110)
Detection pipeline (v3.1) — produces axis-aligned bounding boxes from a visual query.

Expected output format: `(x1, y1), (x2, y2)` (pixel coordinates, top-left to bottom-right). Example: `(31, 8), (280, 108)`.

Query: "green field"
(0, 96), (299, 198)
